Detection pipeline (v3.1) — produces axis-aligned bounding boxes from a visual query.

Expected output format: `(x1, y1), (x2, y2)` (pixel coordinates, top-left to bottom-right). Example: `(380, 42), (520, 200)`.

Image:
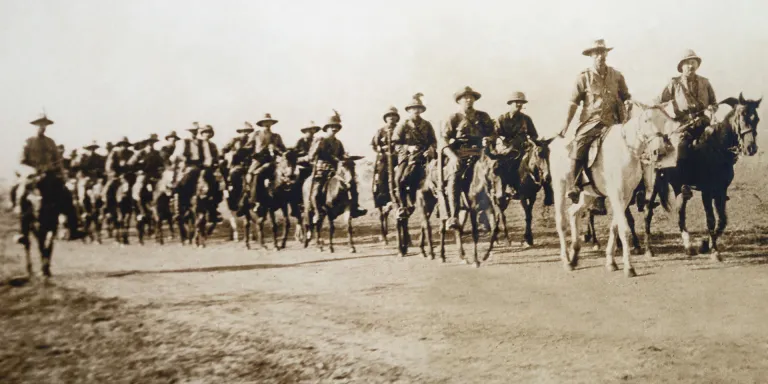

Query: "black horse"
(643, 94), (761, 260)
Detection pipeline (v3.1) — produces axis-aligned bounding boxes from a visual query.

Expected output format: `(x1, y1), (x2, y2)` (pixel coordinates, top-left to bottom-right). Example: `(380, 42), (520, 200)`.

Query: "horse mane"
(697, 108), (739, 153)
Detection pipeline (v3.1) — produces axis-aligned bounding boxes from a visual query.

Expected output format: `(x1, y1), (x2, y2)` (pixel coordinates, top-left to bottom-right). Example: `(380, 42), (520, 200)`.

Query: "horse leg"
(625, 207), (641, 254)
(456, 209), (467, 260)
(522, 197), (534, 248)
(439, 219), (447, 262)
(614, 201), (636, 278)
(605, 217), (619, 272)
(40, 230), (55, 278)
(553, 182), (571, 270)
(345, 211), (356, 254)
(244, 213), (252, 250)
(229, 214), (239, 242)
(397, 217), (408, 257)
(483, 209), (499, 262)
(327, 216), (336, 254)
(257, 215), (266, 250)
(710, 192), (728, 262)
(677, 194), (696, 256)
(269, 209), (279, 250)
(586, 212), (600, 251)
(315, 215), (324, 252)
(379, 208), (389, 245)
(281, 208), (290, 250)
(699, 191), (717, 259)
(643, 188), (658, 258)
(566, 195), (586, 268)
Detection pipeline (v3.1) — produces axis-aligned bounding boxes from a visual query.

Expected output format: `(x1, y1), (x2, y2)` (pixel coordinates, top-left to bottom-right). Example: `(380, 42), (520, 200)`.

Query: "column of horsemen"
(11, 40), (762, 275)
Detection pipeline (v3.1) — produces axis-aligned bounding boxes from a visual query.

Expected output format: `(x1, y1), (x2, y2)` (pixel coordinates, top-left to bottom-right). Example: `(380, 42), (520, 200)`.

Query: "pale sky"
(1, 0), (766, 177)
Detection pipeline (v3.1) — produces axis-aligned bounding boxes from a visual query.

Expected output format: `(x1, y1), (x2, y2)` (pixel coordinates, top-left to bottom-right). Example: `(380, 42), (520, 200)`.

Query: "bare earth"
(2, 158), (768, 383)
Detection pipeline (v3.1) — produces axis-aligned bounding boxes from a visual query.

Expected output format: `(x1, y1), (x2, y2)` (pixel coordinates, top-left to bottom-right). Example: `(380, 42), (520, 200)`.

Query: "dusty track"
(2, 160), (768, 383)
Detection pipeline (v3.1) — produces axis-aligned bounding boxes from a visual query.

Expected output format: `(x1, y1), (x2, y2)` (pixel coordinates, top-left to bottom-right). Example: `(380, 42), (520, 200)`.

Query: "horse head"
(524, 137), (553, 185)
(338, 155), (365, 186)
(720, 93), (762, 156)
(626, 101), (676, 163)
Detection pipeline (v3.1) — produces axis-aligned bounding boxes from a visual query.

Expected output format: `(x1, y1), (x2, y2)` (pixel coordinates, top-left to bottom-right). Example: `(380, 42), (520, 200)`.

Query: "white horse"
(549, 102), (674, 277)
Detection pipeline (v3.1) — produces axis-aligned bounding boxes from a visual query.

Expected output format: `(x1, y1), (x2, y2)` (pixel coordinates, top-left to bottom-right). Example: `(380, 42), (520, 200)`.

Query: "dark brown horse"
(105, 174), (135, 245)
(242, 148), (300, 250)
(302, 156), (364, 253)
(509, 138), (555, 248)
(191, 168), (220, 248)
(17, 173), (68, 277)
(152, 169), (176, 245)
(643, 94), (761, 260)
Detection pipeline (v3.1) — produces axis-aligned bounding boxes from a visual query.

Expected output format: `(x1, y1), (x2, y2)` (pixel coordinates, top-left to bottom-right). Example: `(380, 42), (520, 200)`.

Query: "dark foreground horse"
(191, 168), (220, 248)
(16, 173), (67, 277)
(644, 94), (761, 260)
(303, 156), (364, 253)
(105, 174), (135, 245)
(510, 138), (555, 247)
(152, 169), (176, 244)
(243, 149), (300, 250)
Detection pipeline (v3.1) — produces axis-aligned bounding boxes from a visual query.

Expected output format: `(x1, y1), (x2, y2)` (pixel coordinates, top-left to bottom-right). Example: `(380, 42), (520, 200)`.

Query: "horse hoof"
(441, 257), (447, 263)
(698, 239), (710, 254)
(564, 263), (575, 272)
(592, 244), (600, 251)
(430, 253), (436, 260)
(399, 252), (406, 258)
(631, 247), (643, 256)
(521, 242), (532, 249)
(625, 268), (637, 278)
(711, 251), (722, 262)
(569, 255), (580, 268)
(350, 248), (356, 254)
(421, 251), (428, 258)
(685, 247), (698, 257)
(644, 250), (654, 258)
(461, 259), (469, 265)
(473, 261), (480, 268)
(606, 263), (619, 272)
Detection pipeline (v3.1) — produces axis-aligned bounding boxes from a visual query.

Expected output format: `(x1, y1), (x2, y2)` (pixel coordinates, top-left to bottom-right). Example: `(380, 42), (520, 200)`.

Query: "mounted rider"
(239, 113), (286, 213)
(441, 86), (496, 229)
(73, 140), (107, 180)
(558, 39), (632, 214)
(13, 114), (86, 241)
(307, 110), (368, 219)
(160, 130), (180, 166)
(295, 121), (321, 184)
(658, 49), (718, 199)
(103, 136), (136, 204)
(370, 106), (400, 213)
(221, 122), (255, 193)
(169, 123), (223, 221)
(495, 91), (539, 200)
(128, 134), (165, 197)
(198, 125), (223, 220)
(393, 93), (437, 217)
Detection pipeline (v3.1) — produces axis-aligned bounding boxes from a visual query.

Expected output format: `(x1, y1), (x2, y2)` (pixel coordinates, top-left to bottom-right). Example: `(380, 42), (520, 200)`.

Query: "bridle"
(621, 102), (672, 164)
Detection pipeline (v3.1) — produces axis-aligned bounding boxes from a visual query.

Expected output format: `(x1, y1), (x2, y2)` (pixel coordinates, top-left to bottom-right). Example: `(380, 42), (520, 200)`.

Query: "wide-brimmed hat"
(301, 121), (321, 133)
(83, 140), (100, 151)
(256, 113), (278, 127)
(30, 114), (54, 127)
(237, 121), (255, 134)
(677, 49), (702, 73)
(582, 39), (613, 56)
(200, 124), (215, 138)
(453, 86), (482, 103)
(507, 91), (528, 105)
(115, 136), (132, 147)
(145, 133), (160, 143)
(405, 92), (427, 112)
(187, 122), (201, 133)
(165, 130), (180, 140)
(382, 106), (400, 122)
(323, 110), (342, 131)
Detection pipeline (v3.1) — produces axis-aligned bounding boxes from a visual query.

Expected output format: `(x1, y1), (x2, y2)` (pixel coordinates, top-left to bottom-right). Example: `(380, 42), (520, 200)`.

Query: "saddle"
(566, 128), (612, 188)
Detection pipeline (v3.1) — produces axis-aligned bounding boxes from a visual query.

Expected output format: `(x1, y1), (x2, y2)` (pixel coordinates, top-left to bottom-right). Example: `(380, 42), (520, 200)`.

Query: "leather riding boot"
(567, 159), (584, 204)
(348, 179), (367, 218)
(446, 173), (460, 229)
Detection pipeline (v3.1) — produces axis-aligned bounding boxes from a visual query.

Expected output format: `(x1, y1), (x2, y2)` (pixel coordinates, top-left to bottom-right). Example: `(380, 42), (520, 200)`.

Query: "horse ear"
(540, 137), (554, 146)
(739, 92), (746, 104)
(720, 97), (739, 108)
(756, 97), (762, 108)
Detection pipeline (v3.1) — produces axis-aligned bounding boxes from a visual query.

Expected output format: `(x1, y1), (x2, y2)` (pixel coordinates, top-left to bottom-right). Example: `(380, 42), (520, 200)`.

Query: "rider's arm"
(526, 115), (539, 140)
(561, 74), (586, 137)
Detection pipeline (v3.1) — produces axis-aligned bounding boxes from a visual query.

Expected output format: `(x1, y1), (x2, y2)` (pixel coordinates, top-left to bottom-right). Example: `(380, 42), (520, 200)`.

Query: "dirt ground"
(2, 156), (768, 383)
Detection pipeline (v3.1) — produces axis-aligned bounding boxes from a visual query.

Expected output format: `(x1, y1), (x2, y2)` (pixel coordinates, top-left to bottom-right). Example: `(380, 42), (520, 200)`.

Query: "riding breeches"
(570, 120), (607, 161)
(372, 157), (391, 208)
